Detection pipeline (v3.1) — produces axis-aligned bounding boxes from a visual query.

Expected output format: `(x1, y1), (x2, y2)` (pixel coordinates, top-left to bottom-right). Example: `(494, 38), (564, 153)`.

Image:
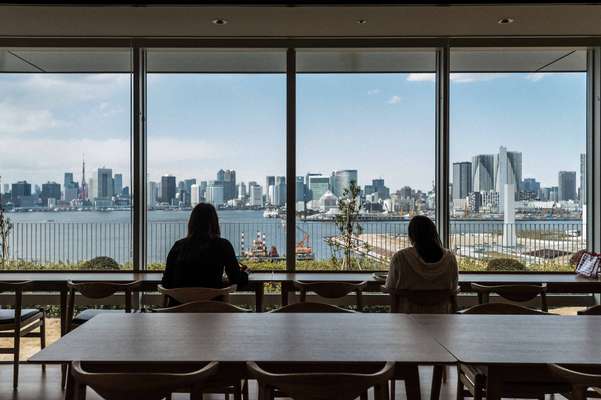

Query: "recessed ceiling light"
(212, 18), (228, 26)
(498, 17), (515, 25)
(356, 19), (368, 25)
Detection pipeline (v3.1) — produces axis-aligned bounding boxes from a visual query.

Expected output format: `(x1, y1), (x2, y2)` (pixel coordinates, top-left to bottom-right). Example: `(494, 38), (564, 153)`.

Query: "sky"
(0, 70), (586, 193)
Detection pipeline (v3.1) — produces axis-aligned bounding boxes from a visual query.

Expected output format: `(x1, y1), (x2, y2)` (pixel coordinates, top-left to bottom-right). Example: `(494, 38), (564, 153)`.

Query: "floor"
(0, 364), (455, 400)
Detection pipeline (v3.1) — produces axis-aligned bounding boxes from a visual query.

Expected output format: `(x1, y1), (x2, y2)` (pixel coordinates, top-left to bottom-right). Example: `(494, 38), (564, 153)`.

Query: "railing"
(1, 220), (585, 270)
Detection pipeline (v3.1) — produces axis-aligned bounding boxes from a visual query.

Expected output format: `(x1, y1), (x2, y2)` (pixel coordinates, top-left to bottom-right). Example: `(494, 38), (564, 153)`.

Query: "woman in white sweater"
(384, 215), (458, 313)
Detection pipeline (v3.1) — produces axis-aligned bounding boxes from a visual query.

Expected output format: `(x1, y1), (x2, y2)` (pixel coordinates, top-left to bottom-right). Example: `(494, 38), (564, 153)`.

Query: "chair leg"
(62, 363), (69, 389)
(431, 365), (443, 400)
(390, 379), (396, 400)
(404, 365), (421, 400)
(74, 382), (86, 400)
(40, 313), (47, 372)
(442, 365), (447, 384)
(360, 392), (368, 400)
(13, 332), (20, 389)
(456, 370), (464, 400)
(242, 379), (249, 400)
(474, 381), (484, 400)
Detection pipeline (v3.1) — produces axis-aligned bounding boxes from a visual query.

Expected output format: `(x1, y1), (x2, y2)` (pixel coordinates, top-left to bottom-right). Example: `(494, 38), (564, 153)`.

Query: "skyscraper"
(494, 146), (522, 206)
(11, 181), (32, 207)
(190, 184), (201, 207)
(206, 181), (224, 206)
(472, 154), (494, 192)
(96, 168), (113, 200)
(147, 181), (158, 207)
(161, 175), (176, 205)
(274, 176), (286, 206)
(308, 176), (330, 205)
(41, 182), (61, 206)
(113, 174), (123, 196)
(332, 170), (358, 197)
(452, 162), (472, 200)
(64, 172), (74, 189)
(265, 176), (275, 204)
(580, 153), (586, 205)
(295, 176), (305, 203)
(558, 171), (577, 201)
(249, 184), (263, 207)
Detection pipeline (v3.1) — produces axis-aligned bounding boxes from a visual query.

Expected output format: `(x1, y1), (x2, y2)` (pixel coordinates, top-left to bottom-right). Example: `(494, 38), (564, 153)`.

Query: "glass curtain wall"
(0, 48), (133, 270)
(449, 47), (588, 272)
(145, 49), (286, 270)
(296, 49), (437, 271)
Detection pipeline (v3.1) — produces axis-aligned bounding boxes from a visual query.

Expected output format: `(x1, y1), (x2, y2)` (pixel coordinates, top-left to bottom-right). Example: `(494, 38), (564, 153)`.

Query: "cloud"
(407, 73), (435, 82)
(525, 73), (548, 82)
(387, 95), (401, 104)
(367, 89), (381, 95)
(0, 101), (60, 135)
(405, 73), (508, 84)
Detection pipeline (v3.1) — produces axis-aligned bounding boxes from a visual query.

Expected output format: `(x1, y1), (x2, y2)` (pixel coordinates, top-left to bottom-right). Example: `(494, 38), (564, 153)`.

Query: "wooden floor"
(0, 364), (456, 400)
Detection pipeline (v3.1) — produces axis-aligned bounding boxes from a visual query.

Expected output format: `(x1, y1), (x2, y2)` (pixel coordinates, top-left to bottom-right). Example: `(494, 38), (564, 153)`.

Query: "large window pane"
(0, 48), (132, 270)
(146, 49), (286, 270)
(450, 47), (587, 271)
(297, 49), (436, 271)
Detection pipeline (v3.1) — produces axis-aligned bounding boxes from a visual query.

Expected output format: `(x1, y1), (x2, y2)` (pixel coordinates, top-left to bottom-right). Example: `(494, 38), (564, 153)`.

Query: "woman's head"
(187, 203), (220, 240)
(408, 215), (443, 262)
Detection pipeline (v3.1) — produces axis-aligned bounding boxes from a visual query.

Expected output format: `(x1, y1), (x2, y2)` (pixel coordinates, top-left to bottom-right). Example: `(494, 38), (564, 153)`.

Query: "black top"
(161, 236), (249, 289)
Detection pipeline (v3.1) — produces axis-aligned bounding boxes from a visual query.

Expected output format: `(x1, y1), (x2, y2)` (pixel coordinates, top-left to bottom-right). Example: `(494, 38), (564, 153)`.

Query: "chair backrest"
(67, 280), (142, 332)
(470, 283), (548, 311)
(0, 281), (32, 328)
(157, 284), (237, 306)
(382, 286), (459, 314)
(270, 302), (355, 313)
(247, 361), (394, 400)
(548, 364), (601, 396)
(293, 281), (367, 310)
(71, 360), (218, 400)
(577, 305), (601, 315)
(154, 300), (250, 313)
(460, 303), (554, 315)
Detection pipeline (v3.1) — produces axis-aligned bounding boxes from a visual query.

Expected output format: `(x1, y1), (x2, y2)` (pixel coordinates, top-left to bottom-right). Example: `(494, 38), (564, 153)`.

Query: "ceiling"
(0, 4), (600, 37)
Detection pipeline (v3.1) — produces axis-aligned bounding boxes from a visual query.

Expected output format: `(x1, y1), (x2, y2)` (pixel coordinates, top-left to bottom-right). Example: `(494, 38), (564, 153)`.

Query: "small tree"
(0, 206), (13, 265)
(329, 181), (370, 270)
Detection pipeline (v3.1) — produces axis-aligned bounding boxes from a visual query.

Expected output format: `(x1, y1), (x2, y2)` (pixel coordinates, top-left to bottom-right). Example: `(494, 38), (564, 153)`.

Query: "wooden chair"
(158, 284), (237, 307)
(548, 363), (601, 400)
(0, 281), (46, 389)
(154, 299), (250, 400)
(577, 304), (601, 315)
(470, 283), (548, 311)
(155, 300), (250, 313)
(247, 361), (394, 400)
(70, 360), (219, 400)
(270, 302), (355, 313)
(382, 286), (459, 400)
(292, 281), (367, 311)
(457, 302), (566, 400)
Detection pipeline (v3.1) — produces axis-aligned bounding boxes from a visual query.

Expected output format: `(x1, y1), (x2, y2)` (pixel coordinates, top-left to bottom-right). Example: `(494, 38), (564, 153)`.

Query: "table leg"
(404, 365), (421, 400)
(485, 367), (502, 400)
(59, 288), (67, 337)
(64, 363), (74, 400)
(430, 365), (443, 400)
(255, 284), (264, 313)
(281, 282), (290, 306)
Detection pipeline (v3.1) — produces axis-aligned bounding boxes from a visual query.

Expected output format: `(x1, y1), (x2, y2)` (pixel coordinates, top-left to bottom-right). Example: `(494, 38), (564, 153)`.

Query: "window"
(145, 49), (286, 270)
(0, 48), (132, 270)
(449, 47), (588, 271)
(296, 49), (437, 271)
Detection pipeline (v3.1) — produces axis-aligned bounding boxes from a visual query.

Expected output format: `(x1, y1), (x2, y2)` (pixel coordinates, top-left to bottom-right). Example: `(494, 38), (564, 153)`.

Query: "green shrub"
(81, 256), (120, 270)
(486, 257), (527, 272)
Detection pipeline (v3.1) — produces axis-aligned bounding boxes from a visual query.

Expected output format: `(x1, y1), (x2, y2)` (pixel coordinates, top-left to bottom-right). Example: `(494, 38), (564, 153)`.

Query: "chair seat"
(73, 309), (124, 325)
(0, 309), (42, 325)
(460, 364), (487, 386)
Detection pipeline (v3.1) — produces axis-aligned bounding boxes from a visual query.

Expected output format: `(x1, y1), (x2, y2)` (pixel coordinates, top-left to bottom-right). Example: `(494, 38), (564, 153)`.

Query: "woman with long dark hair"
(384, 215), (458, 312)
(161, 203), (248, 290)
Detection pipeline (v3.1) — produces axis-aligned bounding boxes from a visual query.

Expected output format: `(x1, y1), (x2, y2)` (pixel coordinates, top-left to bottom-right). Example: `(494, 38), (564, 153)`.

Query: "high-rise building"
(88, 178), (96, 200)
(308, 176), (330, 206)
(41, 182), (61, 206)
(399, 186), (413, 200)
(494, 146), (522, 206)
(365, 178), (390, 200)
(96, 168), (113, 200)
(161, 175), (176, 205)
(206, 181), (224, 206)
(452, 162), (472, 200)
(265, 176), (275, 204)
(113, 174), (123, 196)
(472, 154), (495, 192)
(580, 153), (586, 205)
(249, 184), (263, 207)
(190, 184), (201, 207)
(332, 170), (358, 197)
(558, 171), (577, 201)
(295, 176), (305, 203)
(238, 182), (247, 200)
(64, 172), (74, 189)
(147, 181), (158, 207)
(11, 181), (32, 207)
(274, 176), (286, 206)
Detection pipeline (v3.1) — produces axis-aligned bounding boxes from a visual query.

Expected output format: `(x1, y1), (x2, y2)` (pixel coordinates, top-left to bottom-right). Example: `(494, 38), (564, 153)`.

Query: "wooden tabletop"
(30, 313), (455, 364)
(411, 314), (601, 366)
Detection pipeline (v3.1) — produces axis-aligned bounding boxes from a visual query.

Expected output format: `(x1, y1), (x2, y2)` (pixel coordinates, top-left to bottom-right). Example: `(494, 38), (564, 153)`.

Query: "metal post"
(286, 48), (297, 272)
(132, 47), (147, 271)
(436, 44), (451, 248)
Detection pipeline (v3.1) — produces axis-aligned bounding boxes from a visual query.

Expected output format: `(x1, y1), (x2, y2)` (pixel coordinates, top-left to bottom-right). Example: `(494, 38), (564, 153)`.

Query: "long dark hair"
(187, 203), (221, 240)
(408, 215), (444, 263)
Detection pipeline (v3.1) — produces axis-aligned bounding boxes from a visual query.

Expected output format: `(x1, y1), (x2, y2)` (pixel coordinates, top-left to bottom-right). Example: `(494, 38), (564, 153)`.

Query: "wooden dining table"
(30, 312), (456, 400)
(410, 314), (601, 400)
